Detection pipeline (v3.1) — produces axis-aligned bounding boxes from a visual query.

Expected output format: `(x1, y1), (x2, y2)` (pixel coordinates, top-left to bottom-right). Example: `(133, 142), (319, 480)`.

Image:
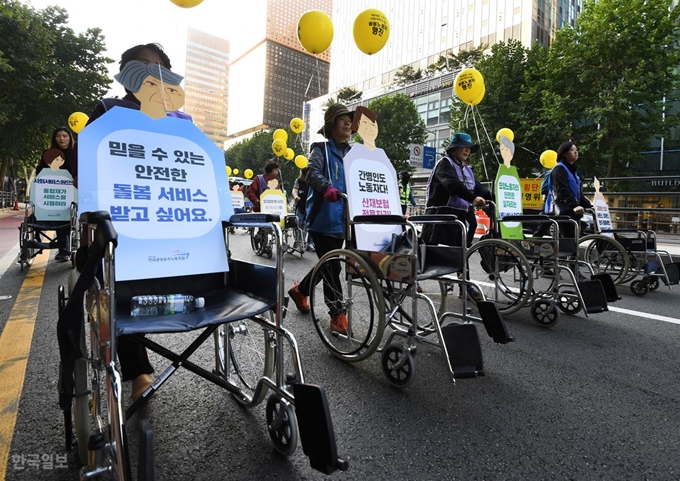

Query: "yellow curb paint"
(0, 250), (49, 479)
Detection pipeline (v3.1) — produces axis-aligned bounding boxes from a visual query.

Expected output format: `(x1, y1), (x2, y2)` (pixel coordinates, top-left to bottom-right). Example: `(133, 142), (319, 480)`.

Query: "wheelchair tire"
(309, 249), (385, 363)
(462, 239), (533, 315)
(531, 299), (560, 327)
(74, 358), (90, 465)
(630, 279), (649, 296)
(19, 220), (37, 269)
(578, 235), (629, 285)
(556, 290), (582, 315)
(648, 276), (660, 291)
(214, 315), (275, 407)
(381, 343), (416, 388)
(265, 394), (298, 457)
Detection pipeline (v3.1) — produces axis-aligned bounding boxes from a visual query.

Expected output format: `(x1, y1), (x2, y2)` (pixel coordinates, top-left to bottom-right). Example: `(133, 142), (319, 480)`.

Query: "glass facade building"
(184, 29), (230, 148)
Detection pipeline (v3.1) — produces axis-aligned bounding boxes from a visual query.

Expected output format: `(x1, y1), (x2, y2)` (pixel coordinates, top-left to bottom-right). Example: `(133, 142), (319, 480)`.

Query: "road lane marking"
(608, 306), (680, 325)
(0, 242), (20, 280)
(0, 250), (49, 480)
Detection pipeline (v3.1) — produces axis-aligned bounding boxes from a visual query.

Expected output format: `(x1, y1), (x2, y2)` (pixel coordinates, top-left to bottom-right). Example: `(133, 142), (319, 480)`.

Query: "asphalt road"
(1, 215), (679, 481)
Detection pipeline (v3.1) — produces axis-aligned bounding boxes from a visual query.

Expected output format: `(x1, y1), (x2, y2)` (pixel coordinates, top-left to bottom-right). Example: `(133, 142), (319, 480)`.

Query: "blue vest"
(545, 162), (580, 214)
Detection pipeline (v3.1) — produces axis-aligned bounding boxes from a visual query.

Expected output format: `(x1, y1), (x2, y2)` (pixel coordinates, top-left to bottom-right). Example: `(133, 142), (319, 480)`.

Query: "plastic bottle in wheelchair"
(130, 294), (205, 317)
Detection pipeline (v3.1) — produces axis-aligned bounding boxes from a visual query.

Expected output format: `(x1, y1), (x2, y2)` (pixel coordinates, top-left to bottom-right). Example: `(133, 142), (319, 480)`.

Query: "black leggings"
(297, 233), (344, 317)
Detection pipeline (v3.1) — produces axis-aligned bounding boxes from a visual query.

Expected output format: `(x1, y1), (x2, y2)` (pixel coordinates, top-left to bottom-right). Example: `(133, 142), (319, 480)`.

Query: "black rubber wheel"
(381, 343), (415, 388)
(531, 299), (560, 327)
(265, 394), (298, 456)
(557, 291), (582, 315)
(648, 276), (660, 291)
(630, 279), (649, 296)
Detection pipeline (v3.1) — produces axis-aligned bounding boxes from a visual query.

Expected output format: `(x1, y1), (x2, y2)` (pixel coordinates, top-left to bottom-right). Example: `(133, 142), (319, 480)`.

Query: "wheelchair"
(18, 199), (78, 270)
(57, 211), (347, 480)
(580, 212), (679, 296)
(307, 202), (513, 389)
(251, 214), (310, 258)
(454, 203), (616, 328)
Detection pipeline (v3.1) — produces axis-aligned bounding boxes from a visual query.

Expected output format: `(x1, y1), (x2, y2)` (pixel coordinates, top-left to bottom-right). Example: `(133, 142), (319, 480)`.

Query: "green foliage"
(337, 86), (362, 103)
(0, 1), (112, 182)
(224, 128), (305, 197)
(366, 93), (427, 173)
(393, 65), (423, 87)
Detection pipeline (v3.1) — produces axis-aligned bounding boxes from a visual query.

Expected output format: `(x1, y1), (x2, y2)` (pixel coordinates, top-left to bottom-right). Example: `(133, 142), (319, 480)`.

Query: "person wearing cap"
(399, 170), (417, 215)
(287, 103), (354, 334)
(425, 132), (491, 247)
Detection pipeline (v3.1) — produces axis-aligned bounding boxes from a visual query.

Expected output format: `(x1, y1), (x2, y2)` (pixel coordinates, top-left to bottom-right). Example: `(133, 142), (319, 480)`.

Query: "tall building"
(328, 0), (580, 94)
(226, 0), (332, 143)
(184, 28), (230, 148)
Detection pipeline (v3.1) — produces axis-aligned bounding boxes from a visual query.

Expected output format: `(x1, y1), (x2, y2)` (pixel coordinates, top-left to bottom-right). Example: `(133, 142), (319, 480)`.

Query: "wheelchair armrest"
(408, 214), (461, 223)
(228, 212), (280, 225)
(79, 210), (111, 225)
(94, 217), (118, 249)
(352, 214), (406, 225)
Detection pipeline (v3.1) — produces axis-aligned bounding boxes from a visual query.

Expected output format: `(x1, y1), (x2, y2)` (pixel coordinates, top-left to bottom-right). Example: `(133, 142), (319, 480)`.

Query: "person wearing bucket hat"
(425, 132), (491, 247)
(288, 103), (354, 334)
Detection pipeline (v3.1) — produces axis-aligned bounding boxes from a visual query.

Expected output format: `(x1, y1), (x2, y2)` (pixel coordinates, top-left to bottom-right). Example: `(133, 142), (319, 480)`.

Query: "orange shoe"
(288, 283), (310, 313)
(330, 312), (348, 334)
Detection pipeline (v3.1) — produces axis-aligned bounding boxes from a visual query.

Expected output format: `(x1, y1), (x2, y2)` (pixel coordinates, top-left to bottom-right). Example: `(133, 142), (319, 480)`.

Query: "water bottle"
(130, 294), (205, 317)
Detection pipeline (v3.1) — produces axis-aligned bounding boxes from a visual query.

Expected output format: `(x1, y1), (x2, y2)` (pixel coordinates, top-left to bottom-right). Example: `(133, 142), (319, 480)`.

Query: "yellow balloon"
(68, 112), (88, 134)
(169, 0), (204, 7)
(294, 155), (308, 169)
(353, 9), (390, 55)
(470, 83), (485, 106)
(284, 148), (295, 161)
(244, 169), (253, 179)
(272, 139), (287, 157)
(290, 117), (305, 134)
(496, 128), (515, 143)
(226, 166), (232, 176)
(540, 150), (558, 169)
(454, 68), (485, 105)
(297, 10), (334, 54)
(273, 129), (288, 142)
(233, 168), (240, 175)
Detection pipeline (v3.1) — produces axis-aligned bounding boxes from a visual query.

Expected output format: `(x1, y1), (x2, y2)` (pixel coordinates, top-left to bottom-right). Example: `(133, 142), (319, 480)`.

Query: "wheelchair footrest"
(662, 262), (680, 286)
(440, 323), (484, 378)
(138, 419), (154, 481)
(591, 274), (621, 302)
(577, 279), (609, 314)
(293, 383), (348, 475)
(476, 301), (514, 344)
(23, 240), (53, 250)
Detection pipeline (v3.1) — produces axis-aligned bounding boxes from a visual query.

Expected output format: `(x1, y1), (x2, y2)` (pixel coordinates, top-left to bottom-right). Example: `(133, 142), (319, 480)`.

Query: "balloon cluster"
(298, 8), (390, 56)
(270, 124), (308, 169)
(454, 68), (485, 106)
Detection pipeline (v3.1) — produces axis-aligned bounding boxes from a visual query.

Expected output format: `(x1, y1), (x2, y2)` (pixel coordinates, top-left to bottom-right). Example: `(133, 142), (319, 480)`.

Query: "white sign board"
(409, 143), (423, 168)
(31, 169), (77, 221)
(260, 189), (287, 227)
(344, 144), (402, 251)
(230, 191), (244, 209)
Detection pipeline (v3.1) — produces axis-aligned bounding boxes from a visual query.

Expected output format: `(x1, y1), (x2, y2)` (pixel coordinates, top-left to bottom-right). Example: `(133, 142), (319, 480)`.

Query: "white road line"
(607, 306), (680, 325)
(0, 242), (20, 279)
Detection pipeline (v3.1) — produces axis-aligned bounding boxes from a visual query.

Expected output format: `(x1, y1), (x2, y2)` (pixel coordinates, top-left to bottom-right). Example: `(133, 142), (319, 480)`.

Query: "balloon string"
(470, 106), (490, 182)
(517, 144), (539, 157)
(474, 106), (501, 166)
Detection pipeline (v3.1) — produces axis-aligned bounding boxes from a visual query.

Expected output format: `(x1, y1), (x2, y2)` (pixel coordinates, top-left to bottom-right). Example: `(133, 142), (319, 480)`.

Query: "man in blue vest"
(399, 170), (417, 215)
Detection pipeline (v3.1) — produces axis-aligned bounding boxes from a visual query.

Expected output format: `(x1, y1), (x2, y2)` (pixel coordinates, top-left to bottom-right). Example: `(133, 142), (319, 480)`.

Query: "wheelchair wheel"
(73, 357), (91, 465)
(214, 316), (275, 406)
(309, 249), (385, 362)
(250, 228), (270, 257)
(531, 299), (560, 327)
(19, 219), (37, 269)
(462, 239), (533, 315)
(578, 235), (629, 285)
(265, 394), (298, 456)
(381, 343), (415, 388)
(630, 279), (649, 296)
(648, 276), (660, 291)
(556, 290), (582, 315)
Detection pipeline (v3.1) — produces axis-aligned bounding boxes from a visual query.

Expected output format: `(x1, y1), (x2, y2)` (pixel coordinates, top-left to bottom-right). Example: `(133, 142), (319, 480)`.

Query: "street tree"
(366, 93), (427, 173)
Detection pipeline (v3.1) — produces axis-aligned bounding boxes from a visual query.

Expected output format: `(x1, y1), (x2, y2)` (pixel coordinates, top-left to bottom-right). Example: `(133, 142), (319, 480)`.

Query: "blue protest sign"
(78, 107), (233, 281)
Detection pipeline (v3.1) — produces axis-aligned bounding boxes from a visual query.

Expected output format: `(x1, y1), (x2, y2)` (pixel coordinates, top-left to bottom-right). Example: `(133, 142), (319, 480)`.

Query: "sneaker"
(416, 282), (423, 293)
(330, 312), (348, 334)
(55, 250), (70, 262)
(466, 285), (482, 302)
(306, 244), (316, 252)
(287, 283), (310, 313)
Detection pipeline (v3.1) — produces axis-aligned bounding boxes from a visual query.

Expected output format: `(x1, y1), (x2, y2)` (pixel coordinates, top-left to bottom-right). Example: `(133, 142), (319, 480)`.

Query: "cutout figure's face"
(55, 131), (70, 149)
(134, 75), (185, 119)
(357, 114), (378, 146)
(50, 155), (65, 171)
(500, 143), (513, 167)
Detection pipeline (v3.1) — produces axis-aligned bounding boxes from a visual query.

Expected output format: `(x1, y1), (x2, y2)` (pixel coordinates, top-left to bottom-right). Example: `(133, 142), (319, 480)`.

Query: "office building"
(184, 28), (230, 148)
(226, 0), (332, 144)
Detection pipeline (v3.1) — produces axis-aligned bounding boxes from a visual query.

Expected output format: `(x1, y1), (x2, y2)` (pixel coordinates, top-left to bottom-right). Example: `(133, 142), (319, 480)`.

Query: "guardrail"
(0, 190), (16, 209)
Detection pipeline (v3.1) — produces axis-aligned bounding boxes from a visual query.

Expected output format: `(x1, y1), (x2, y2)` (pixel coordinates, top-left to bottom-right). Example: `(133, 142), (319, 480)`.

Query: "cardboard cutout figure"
(344, 107), (402, 251)
(114, 60), (186, 120)
(495, 135), (523, 240)
(592, 177), (613, 236)
(31, 149), (77, 221)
